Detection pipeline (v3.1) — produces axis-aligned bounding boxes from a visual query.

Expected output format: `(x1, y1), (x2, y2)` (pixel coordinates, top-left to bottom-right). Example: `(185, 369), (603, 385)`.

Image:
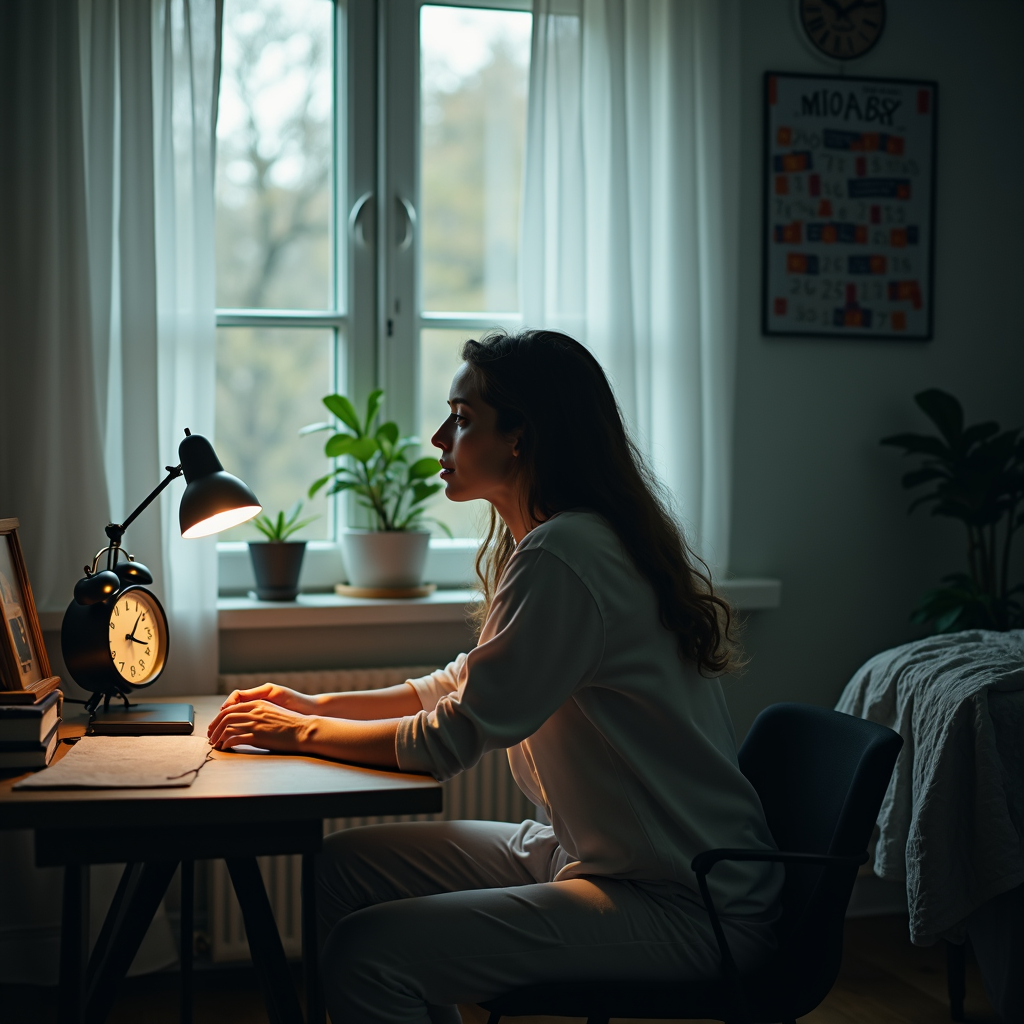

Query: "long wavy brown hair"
(461, 329), (742, 677)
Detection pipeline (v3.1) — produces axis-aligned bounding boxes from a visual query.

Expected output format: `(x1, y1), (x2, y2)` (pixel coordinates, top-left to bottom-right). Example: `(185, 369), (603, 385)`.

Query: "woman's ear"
(507, 428), (524, 458)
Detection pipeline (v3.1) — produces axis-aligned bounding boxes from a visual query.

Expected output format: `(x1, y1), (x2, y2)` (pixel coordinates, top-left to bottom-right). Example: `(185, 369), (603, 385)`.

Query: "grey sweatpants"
(317, 819), (777, 1024)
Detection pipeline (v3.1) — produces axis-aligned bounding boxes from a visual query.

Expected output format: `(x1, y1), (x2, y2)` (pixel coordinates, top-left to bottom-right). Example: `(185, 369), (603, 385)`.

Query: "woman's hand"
(219, 683), (321, 717)
(207, 698), (313, 752)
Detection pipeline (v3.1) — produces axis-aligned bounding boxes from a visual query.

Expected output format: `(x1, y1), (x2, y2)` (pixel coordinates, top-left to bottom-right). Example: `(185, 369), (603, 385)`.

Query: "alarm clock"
(62, 553), (169, 713)
(798, 0), (886, 61)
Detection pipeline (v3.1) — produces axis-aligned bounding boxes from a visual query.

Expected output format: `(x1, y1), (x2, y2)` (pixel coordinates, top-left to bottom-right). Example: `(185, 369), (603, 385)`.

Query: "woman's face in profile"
(431, 363), (519, 505)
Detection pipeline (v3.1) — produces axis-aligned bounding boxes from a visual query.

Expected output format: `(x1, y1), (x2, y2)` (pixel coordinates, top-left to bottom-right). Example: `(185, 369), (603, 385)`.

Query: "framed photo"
(0, 518), (57, 699)
(762, 72), (937, 340)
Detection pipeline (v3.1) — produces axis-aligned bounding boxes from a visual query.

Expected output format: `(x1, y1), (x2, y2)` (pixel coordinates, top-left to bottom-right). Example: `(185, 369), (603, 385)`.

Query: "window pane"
(419, 328), (491, 539)
(216, 0), (333, 310)
(420, 6), (532, 313)
(216, 327), (335, 540)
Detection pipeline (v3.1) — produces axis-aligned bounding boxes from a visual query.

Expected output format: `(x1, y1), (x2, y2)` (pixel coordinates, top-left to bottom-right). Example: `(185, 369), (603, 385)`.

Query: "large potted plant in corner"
(302, 389), (447, 592)
(248, 501), (319, 601)
(881, 388), (1024, 633)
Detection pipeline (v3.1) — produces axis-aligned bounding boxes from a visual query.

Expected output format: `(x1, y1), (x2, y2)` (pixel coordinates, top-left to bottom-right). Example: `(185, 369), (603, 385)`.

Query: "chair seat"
(481, 978), (734, 1021)
(480, 963), (832, 1023)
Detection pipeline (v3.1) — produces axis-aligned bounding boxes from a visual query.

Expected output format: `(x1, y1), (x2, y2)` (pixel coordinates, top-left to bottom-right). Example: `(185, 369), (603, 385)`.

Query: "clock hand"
(125, 612), (143, 642)
(127, 635), (148, 645)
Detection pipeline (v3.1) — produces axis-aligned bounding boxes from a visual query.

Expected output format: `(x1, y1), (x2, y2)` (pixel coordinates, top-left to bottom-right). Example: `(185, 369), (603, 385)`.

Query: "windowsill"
(217, 588), (479, 629)
(215, 577), (780, 630)
(40, 577), (780, 634)
(39, 578), (780, 634)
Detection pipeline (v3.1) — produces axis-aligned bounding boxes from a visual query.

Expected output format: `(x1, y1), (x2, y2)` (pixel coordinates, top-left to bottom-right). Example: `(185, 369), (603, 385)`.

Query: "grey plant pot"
(248, 541), (307, 601)
(339, 530), (430, 589)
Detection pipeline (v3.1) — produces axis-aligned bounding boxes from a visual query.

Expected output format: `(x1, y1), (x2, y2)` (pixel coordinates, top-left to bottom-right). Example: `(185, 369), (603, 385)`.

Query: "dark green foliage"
(252, 501), (319, 542)
(881, 389), (1024, 632)
(301, 390), (450, 534)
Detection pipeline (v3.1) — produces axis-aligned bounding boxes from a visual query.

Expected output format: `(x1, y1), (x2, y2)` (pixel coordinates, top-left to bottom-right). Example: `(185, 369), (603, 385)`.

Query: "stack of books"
(0, 689), (61, 768)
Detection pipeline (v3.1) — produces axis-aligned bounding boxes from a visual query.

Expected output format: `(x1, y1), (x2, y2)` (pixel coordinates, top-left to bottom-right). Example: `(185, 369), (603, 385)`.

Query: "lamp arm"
(103, 464), (183, 566)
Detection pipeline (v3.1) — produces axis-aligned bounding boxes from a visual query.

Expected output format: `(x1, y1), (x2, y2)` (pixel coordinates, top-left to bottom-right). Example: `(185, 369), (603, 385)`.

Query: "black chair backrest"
(738, 703), (902, 1005)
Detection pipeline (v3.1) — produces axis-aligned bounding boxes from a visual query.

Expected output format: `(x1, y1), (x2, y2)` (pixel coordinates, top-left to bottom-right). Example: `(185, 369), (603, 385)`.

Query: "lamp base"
(88, 702), (195, 736)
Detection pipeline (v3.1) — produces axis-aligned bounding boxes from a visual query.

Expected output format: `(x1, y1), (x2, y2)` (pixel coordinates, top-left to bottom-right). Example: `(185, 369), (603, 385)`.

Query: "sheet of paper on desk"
(14, 735), (212, 789)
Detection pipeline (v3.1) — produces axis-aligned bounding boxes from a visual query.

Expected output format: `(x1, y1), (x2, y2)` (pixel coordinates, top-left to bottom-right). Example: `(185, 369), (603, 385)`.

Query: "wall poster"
(762, 72), (937, 340)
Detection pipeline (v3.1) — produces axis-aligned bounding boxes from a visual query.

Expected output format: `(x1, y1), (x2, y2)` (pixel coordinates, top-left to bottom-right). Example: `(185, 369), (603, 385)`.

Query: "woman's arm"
(207, 699), (402, 768)
(218, 682), (423, 720)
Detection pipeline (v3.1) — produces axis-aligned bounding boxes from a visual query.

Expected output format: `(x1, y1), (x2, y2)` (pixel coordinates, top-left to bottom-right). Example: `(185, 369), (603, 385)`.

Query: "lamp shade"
(178, 432), (262, 539)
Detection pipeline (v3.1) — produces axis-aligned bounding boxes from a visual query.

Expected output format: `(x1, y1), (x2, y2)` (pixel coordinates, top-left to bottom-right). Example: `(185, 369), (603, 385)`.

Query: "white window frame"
(217, 0), (531, 594)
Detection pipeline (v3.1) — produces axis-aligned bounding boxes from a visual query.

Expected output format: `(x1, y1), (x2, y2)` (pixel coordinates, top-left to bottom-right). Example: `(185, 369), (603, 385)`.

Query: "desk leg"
(181, 860), (194, 1024)
(58, 864), (90, 1024)
(302, 853), (324, 1024)
(87, 863), (138, 987)
(226, 857), (304, 1024)
(85, 860), (179, 1024)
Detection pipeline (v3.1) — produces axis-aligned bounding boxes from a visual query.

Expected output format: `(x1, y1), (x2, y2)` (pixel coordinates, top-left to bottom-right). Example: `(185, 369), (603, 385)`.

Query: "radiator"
(209, 667), (536, 962)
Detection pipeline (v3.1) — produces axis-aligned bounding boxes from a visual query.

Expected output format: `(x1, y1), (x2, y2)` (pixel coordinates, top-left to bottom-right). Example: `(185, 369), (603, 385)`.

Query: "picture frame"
(0, 518), (60, 703)
(762, 71), (938, 340)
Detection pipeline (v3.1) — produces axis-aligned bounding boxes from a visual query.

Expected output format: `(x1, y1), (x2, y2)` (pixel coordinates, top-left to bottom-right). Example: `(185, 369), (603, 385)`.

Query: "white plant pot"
(339, 530), (431, 589)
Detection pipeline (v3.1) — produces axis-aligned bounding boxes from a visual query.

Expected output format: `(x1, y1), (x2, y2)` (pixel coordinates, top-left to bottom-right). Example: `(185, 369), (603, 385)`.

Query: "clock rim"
(108, 584), (168, 688)
(797, 0), (887, 63)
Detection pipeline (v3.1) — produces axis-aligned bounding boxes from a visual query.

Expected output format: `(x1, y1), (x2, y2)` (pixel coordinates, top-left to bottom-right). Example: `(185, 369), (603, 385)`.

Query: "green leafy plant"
(301, 389), (449, 534)
(881, 389), (1024, 633)
(252, 501), (319, 542)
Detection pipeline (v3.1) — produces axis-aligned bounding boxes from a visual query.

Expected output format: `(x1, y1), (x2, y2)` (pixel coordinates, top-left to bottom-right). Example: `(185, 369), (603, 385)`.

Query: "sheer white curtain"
(81, 0), (222, 696)
(522, 0), (740, 572)
(0, 0), (221, 694)
(0, 0), (220, 980)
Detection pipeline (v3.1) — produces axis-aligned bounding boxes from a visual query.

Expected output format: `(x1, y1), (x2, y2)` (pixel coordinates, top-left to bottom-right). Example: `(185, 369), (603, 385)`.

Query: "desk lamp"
(61, 429), (261, 734)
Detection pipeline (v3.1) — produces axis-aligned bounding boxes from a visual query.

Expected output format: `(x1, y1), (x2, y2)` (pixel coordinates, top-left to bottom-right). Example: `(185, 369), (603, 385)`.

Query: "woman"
(208, 329), (781, 1024)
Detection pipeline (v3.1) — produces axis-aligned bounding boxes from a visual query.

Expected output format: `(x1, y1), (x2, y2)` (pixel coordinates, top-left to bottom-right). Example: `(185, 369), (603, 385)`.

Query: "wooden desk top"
(0, 695), (441, 830)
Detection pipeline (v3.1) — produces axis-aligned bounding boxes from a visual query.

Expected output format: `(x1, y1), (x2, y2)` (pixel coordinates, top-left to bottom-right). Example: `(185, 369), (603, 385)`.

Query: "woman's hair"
(461, 328), (742, 677)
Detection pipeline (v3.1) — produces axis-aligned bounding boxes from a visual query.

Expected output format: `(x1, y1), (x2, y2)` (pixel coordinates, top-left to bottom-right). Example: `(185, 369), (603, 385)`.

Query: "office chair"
(479, 702), (903, 1024)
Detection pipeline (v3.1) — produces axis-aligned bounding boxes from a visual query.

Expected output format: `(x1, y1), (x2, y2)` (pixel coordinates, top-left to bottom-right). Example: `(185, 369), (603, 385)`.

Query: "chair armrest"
(691, 847), (868, 876)
(686, 847), (867, 1024)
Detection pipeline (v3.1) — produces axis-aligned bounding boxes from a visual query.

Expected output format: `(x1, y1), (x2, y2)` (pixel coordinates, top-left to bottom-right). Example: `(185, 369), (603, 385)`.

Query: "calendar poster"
(762, 73), (937, 339)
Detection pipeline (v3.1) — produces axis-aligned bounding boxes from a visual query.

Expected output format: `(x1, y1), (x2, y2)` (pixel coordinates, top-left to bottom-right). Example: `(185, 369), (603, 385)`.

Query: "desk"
(0, 696), (442, 1024)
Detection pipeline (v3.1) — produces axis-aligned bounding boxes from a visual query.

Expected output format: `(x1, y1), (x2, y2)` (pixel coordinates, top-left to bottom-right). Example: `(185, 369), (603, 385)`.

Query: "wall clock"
(799, 0), (886, 61)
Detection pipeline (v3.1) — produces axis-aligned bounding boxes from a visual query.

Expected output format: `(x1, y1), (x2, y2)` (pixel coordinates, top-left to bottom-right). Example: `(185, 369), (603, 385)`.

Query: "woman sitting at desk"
(209, 329), (781, 1024)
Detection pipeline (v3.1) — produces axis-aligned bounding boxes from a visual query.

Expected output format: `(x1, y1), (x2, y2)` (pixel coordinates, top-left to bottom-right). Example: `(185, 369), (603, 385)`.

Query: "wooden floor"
(0, 915), (999, 1024)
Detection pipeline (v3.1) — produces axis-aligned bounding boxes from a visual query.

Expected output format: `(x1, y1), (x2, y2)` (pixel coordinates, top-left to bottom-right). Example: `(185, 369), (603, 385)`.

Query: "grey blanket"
(836, 629), (1024, 945)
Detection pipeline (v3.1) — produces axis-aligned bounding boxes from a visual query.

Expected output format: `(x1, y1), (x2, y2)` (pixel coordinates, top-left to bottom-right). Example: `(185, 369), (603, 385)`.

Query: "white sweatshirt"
(396, 511), (782, 918)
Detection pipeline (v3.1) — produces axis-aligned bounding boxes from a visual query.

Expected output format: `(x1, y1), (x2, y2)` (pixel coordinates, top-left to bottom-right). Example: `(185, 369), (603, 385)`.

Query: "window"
(215, 0), (340, 541)
(215, 0), (532, 585)
(417, 4), (532, 539)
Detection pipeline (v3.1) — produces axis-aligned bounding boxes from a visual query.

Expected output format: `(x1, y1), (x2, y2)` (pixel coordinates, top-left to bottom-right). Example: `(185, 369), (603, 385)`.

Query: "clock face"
(800, 0), (886, 61)
(107, 587), (166, 687)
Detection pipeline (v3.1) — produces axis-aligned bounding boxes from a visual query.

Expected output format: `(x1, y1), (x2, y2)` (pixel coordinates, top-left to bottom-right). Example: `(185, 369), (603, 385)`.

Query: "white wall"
(724, 0), (1024, 736)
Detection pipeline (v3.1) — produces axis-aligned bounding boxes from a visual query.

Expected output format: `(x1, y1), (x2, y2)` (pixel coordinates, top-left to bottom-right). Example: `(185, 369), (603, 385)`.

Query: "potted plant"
(881, 389), (1024, 632)
(248, 502), (319, 601)
(302, 389), (447, 589)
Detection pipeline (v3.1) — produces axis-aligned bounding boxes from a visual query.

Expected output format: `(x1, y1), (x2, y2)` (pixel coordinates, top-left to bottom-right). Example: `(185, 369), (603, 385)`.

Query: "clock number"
(146, 628), (152, 639)
(119, 661), (125, 671)
(145, 647), (151, 656)
(110, 621), (115, 630)
(130, 665), (136, 678)
(139, 659), (146, 671)
(125, 601), (130, 612)
(141, 614), (146, 622)
(114, 605), (120, 617)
